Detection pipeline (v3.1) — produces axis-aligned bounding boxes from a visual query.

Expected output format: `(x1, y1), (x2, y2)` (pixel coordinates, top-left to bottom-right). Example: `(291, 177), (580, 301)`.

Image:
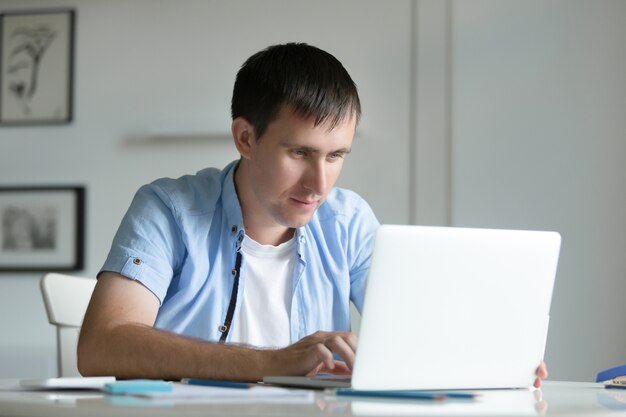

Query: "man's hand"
(534, 360), (548, 388)
(272, 334), (550, 388)
(271, 331), (356, 377)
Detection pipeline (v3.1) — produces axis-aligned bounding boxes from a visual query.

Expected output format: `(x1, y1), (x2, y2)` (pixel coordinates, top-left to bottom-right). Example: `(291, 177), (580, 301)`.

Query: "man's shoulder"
(322, 187), (370, 214)
(307, 187), (379, 263)
(143, 166), (229, 213)
(313, 187), (378, 229)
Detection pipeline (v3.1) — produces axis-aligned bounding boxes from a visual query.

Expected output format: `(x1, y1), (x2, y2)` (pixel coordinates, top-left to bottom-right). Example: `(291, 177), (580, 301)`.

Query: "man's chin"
(287, 219), (312, 229)
(273, 203), (321, 229)
(280, 214), (315, 229)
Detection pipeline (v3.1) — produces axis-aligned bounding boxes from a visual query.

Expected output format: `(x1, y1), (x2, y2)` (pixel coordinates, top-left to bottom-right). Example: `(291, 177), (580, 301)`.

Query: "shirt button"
(133, 258), (142, 265)
(238, 235), (244, 243)
(231, 226), (237, 234)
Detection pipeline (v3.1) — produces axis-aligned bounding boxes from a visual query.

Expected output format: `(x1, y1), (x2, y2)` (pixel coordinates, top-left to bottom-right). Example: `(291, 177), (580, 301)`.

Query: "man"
(78, 43), (547, 386)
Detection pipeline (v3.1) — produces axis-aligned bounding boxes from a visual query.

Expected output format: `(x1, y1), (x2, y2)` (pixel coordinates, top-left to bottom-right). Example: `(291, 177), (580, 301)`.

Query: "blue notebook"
(103, 380), (172, 394)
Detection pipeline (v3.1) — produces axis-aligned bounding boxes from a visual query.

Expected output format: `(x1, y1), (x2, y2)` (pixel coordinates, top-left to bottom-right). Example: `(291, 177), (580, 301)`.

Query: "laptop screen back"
(351, 225), (561, 390)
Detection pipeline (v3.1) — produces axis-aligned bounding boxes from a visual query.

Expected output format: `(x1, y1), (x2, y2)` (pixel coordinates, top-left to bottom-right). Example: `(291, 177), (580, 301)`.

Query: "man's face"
(240, 107), (356, 231)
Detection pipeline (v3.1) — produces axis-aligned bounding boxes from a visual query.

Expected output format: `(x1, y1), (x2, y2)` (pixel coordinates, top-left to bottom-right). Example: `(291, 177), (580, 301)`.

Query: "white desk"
(0, 380), (623, 417)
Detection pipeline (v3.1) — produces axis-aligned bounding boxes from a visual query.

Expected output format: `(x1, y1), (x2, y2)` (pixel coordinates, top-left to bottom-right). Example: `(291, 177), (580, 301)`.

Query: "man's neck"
(234, 160), (295, 246)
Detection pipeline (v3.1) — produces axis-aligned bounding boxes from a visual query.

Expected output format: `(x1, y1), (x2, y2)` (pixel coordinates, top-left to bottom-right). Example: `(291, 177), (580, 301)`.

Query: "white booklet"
(135, 382), (314, 404)
(20, 376), (116, 390)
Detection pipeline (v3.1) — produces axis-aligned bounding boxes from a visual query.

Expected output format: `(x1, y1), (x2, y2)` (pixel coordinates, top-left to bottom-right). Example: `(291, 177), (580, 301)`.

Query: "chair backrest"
(40, 272), (97, 377)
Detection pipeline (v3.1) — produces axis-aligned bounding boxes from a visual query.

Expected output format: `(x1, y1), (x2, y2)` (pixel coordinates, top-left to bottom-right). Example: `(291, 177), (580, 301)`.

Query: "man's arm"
(77, 272), (355, 381)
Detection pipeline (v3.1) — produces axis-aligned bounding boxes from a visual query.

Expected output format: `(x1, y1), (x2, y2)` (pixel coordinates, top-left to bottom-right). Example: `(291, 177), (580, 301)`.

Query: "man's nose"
(303, 160), (327, 195)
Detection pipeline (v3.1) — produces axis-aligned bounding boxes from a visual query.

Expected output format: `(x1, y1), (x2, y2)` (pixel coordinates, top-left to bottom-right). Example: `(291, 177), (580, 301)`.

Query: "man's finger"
(537, 362), (548, 379)
(312, 341), (336, 370)
(323, 334), (356, 369)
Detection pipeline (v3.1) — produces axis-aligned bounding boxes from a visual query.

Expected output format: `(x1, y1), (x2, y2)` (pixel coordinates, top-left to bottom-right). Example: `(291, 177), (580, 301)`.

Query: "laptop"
(264, 225), (561, 390)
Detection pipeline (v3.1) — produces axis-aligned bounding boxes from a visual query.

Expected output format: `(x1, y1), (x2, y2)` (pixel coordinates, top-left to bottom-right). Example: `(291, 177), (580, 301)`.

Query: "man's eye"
(328, 153), (344, 161)
(292, 149), (307, 157)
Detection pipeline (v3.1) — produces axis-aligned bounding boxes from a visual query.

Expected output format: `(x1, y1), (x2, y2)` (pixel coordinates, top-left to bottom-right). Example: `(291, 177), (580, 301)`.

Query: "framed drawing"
(0, 186), (85, 272)
(0, 8), (75, 125)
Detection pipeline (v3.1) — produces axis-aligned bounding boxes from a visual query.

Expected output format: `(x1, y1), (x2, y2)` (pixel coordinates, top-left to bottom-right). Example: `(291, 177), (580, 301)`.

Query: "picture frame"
(0, 8), (75, 125)
(0, 186), (85, 272)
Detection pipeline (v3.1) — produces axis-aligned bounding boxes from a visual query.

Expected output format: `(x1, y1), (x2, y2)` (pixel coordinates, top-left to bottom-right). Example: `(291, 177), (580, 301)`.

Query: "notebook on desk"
(264, 225), (561, 391)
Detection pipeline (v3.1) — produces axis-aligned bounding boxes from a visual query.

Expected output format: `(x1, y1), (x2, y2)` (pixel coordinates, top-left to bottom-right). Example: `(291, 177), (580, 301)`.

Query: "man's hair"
(231, 42), (361, 139)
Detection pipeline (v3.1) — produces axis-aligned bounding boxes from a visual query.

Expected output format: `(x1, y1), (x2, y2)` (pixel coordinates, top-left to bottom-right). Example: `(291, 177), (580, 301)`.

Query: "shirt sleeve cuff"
(99, 254), (171, 304)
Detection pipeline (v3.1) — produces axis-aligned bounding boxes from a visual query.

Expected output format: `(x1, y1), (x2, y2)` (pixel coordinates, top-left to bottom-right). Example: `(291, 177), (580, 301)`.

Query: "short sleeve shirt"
(100, 160), (380, 343)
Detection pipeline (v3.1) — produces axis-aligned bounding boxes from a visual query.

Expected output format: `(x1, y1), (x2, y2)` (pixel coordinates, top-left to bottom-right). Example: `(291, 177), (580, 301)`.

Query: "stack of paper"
(136, 382), (314, 404)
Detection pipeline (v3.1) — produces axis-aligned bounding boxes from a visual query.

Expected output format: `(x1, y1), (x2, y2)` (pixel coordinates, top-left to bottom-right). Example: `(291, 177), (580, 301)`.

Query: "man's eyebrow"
(333, 147), (352, 154)
(281, 144), (352, 154)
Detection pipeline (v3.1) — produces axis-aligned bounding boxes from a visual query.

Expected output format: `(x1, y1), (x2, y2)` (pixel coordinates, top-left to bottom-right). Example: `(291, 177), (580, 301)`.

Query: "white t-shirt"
(229, 235), (296, 348)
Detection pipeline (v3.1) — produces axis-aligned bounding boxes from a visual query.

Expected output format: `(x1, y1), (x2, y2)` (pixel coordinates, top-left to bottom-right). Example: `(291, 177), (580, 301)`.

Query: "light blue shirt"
(100, 160), (379, 343)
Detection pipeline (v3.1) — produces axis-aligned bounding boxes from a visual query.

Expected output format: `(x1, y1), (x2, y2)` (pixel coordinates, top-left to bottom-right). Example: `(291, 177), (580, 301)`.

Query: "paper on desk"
(20, 376), (116, 390)
(135, 382), (314, 404)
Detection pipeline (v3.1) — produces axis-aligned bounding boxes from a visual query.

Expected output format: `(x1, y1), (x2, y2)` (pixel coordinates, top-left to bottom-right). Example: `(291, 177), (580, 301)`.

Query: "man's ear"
(232, 117), (255, 159)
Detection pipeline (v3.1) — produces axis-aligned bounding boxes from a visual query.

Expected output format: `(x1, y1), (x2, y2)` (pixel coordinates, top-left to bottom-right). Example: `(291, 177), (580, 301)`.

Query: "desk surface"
(1, 380), (624, 417)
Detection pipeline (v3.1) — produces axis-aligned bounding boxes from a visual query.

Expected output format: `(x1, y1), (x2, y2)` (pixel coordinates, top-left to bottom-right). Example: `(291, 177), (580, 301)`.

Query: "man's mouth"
(291, 197), (318, 206)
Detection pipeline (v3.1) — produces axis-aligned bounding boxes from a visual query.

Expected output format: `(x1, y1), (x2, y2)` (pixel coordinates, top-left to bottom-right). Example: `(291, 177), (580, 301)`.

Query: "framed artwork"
(0, 8), (75, 125)
(0, 186), (85, 272)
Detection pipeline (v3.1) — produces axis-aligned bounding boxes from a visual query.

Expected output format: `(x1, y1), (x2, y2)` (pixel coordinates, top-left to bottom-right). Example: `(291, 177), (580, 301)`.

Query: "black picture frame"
(0, 186), (85, 272)
(0, 8), (75, 125)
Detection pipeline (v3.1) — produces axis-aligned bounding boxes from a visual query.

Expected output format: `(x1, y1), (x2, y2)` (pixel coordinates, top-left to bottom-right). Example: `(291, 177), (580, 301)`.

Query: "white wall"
(450, 0), (626, 381)
(0, 0), (411, 377)
(1, 0), (625, 382)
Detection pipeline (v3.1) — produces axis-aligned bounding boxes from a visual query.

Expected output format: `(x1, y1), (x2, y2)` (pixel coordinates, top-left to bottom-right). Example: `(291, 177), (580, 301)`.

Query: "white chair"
(40, 272), (97, 377)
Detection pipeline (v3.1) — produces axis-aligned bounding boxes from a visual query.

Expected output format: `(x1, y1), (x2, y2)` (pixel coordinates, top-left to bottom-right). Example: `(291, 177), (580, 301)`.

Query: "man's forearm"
(77, 323), (274, 381)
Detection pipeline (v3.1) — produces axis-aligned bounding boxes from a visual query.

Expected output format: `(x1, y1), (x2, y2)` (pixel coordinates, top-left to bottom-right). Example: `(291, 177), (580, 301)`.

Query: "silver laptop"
(264, 225), (561, 390)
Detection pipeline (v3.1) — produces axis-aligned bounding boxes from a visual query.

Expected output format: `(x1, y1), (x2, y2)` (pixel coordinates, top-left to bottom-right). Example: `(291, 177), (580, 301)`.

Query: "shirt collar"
(221, 160), (245, 237)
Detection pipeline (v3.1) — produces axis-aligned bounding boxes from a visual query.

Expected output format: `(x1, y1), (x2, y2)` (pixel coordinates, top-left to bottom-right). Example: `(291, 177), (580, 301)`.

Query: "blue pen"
(335, 389), (446, 401)
(335, 389), (476, 401)
(431, 391), (476, 400)
(180, 378), (252, 389)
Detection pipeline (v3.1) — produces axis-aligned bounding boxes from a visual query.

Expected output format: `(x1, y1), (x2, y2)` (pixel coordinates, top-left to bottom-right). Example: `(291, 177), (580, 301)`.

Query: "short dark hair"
(231, 43), (361, 139)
